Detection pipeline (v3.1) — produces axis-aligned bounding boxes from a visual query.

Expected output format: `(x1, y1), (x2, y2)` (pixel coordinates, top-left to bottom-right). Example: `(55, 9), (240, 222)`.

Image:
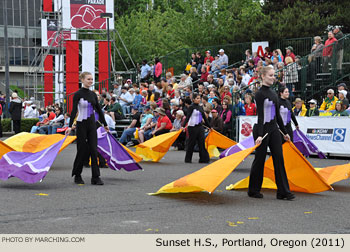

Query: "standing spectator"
(306, 99), (319, 117)
(320, 89), (338, 111)
(140, 59), (152, 82)
(182, 93), (211, 163)
(9, 93), (22, 134)
(220, 101), (232, 136)
(310, 36), (324, 76)
(284, 46), (295, 63)
(232, 94), (246, 116)
(333, 26), (344, 73)
(244, 93), (256, 116)
(154, 57), (162, 83)
(338, 90), (349, 109)
(322, 31), (338, 73)
(283, 56), (298, 99)
(292, 98), (307, 116)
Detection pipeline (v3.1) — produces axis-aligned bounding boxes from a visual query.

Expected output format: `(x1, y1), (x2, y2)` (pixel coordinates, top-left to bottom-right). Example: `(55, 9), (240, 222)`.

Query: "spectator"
(101, 87), (111, 100)
(132, 89), (143, 111)
(333, 26), (344, 73)
(210, 109), (223, 133)
(190, 67), (199, 89)
(200, 66), (209, 84)
(140, 59), (152, 82)
(107, 97), (123, 121)
(276, 49), (284, 62)
(306, 99), (319, 117)
(38, 107), (56, 134)
(232, 94), (246, 116)
(208, 91), (218, 104)
(320, 89), (338, 111)
(119, 107), (141, 146)
(195, 52), (204, 74)
(322, 31), (338, 73)
(204, 50), (214, 63)
(338, 90), (349, 109)
(23, 101), (39, 118)
(292, 98), (307, 116)
(137, 105), (154, 143)
(166, 72), (175, 85)
(221, 85), (232, 103)
(243, 49), (253, 66)
(9, 93), (22, 134)
(271, 50), (282, 63)
(118, 87), (134, 115)
(309, 36), (324, 76)
(284, 46), (296, 63)
(47, 107), (64, 134)
(171, 110), (186, 150)
(210, 54), (221, 77)
(178, 74), (192, 90)
(152, 108), (172, 136)
(220, 101), (232, 136)
(218, 49), (228, 69)
(332, 101), (349, 116)
(244, 93), (256, 116)
(283, 56), (298, 99)
(154, 57), (162, 83)
(240, 68), (251, 88)
(162, 99), (172, 121)
(253, 52), (261, 66)
(264, 47), (273, 60)
(207, 74), (218, 88)
(337, 83), (350, 100)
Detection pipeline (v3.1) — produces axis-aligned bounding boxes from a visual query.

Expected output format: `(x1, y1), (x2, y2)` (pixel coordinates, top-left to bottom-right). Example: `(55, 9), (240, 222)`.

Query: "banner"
(238, 116), (350, 155)
(82, 40), (95, 90)
(41, 19), (76, 48)
(62, 0), (114, 30)
(44, 55), (53, 107)
(252, 41), (269, 58)
(98, 41), (111, 91)
(66, 40), (80, 113)
(55, 55), (64, 104)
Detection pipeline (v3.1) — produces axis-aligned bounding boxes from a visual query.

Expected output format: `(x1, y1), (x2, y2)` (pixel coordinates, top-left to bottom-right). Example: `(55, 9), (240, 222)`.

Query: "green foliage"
(10, 85), (25, 99)
(1, 118), (39, 132)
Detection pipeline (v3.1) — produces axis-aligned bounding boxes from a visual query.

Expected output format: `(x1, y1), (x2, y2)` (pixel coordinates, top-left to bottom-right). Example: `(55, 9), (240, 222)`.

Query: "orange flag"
(205, 129), (237, 158)
(4, 132), (76, 153)
(136, 130), (182, 162)
(315, 164), (350, 185)
(150, 145), (257, 195)
(0, 141), (15, 159)
(121, 144), (143, 163)
(227, 142), (332, 193)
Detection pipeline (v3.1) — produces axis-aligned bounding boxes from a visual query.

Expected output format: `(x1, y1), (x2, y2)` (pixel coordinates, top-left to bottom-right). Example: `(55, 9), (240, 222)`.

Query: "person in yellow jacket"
(292, 98), (307, 116)
(320, 89), (338, 111)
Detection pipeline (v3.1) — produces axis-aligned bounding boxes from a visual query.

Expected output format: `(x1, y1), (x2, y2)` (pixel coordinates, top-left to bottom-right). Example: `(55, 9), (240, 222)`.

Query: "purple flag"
(219, 136), (255, 159)
(0, 137), (66, 183)
(97, 127), (142, 172)
(293, 129), (326, 159)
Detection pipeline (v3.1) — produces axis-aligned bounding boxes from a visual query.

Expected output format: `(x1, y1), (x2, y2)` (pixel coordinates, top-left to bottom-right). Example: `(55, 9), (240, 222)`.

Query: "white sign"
(252, 41), (269, 58)
(238, 116), (350, 155)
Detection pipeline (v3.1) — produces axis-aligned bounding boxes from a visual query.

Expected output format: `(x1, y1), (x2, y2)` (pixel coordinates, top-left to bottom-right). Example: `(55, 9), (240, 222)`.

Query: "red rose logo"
(241, 122), (252, 137)
(71, 5), (106, 29)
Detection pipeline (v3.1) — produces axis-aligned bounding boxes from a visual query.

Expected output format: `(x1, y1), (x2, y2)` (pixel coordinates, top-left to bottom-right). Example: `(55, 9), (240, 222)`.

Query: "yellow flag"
(4, 132), (76, 153)
(121, 144), (143, 163)
(205, 129), (237, 158)
(0, 141), (15, 159)
(136, 130), (182, 162)
(150, 145), (257, 195)
(315, 164), (350, 185)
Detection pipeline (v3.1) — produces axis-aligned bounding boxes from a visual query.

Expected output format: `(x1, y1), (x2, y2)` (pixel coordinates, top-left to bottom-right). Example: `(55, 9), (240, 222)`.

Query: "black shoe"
(185, 160), (192, 163)
(248, 192), (263, 198)
(277, 193), (295, 200)
(74, 175), (85, 184)
(91, 177), (104, 185)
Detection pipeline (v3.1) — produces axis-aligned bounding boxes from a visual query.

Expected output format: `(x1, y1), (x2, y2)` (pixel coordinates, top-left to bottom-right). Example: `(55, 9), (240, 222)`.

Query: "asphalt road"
(0, 142), (349, 234)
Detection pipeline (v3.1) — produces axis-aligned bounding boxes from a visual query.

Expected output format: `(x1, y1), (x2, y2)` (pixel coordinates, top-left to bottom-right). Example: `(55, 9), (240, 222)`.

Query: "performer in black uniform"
(248, 66), (295, 200)
(278, 86), (299, 142)
(182, 93), (211, 163)
(66, 72), (109, 185)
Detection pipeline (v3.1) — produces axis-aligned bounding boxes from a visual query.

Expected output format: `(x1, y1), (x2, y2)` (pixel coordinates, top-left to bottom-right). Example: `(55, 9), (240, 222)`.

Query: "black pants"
(72, 121), (100, 178)
(154, 128), (170, 136)
(185, 124), (209, 163)
(83, 146), (107, 168)
(13, 119), (21, 134)
(248, 129), (291, 195)
(282, 124), (294, 143)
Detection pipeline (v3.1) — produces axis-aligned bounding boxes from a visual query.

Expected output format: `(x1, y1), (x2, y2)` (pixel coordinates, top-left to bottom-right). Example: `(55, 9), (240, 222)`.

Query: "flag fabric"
(315, 164), (350, 185)
(0, 137), (66, 183)
(121, 144), (143, 163)
(293, 129), (326, 159)
(205, 129), (237, 158)
(4, 132), (76, 153)
(97, 127), (142, 172)
(0, 141), (15, 159)
(219, 136), (255, 159)
(136, 130), (182, 162)
(150, 145), (258, 195)
(226, 141), (332, 193)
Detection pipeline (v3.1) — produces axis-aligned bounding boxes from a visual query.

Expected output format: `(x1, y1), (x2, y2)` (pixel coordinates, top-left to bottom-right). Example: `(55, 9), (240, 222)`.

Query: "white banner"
(55, 55), (64, 104)
(82, 40), (96, 90)
(41, 19), (48, 47)
(238, 116), (350, 155)
(252, 41), (269, 58)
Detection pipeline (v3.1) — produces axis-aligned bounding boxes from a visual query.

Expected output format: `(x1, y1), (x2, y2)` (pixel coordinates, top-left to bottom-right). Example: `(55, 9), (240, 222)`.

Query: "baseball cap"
(219, 49), (224, 53)
(211, 109), (218, 113)
(308, 99), (317, 104)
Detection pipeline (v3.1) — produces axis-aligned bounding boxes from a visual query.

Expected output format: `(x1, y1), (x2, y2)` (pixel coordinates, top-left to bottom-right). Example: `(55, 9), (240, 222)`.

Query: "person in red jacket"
(322, 31), (338, 73)
(154, 57), (162, 83)
(244, 93), (256, 116)
(284, 46), (295, 63)
(204, 50), (214, 63)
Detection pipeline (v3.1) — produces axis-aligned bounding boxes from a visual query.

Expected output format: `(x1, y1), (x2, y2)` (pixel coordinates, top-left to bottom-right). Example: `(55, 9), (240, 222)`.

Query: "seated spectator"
(132, 89), (143, 111)
(56, 113), (71, 134)
(208, 91), (218, 104)
(167, 84), (175, 99)
(338, 90), (349, 109)
(212, 98), (222, 115)
(210, 109), (223, 133)
(37, 107), (56, 134)
(152, 108), (172, 136)
(101, 97), (110, 111)
(253, 52), (261, 66)
(220, 102), (232, 136)
(119, 107), (141, 146)
(30, 109), (47, 133)
(204, 50), (214, 63)
(47, 107), (65, 134)
(171, 110), (186, 150)
(232, 94), (246, 116)
(107, 97), (124, 121)
(221, 85), (232, 103)
(137, 105), (154, 143)
(218, 49), (228, 70)
(23, 101), (39, 118)
(118, 87), (134, 116)
(306, 99), (319, 117)
(240, 68), (251, 88)
(244, 93), (256, 116)
(292, 98), (307, 116)
(162, 99), (173, 121)
(104, 113), (116, 133)
(223, 95), (233, 111)
(320, 89), (338, 111)
(337, 83), (350, 100)
(210, 54), (221, 77)
(143, 108), (160, 141)
(332, 101), (349, 116)
(200, 66), (209, 84)
(178, 74), (192, 90)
